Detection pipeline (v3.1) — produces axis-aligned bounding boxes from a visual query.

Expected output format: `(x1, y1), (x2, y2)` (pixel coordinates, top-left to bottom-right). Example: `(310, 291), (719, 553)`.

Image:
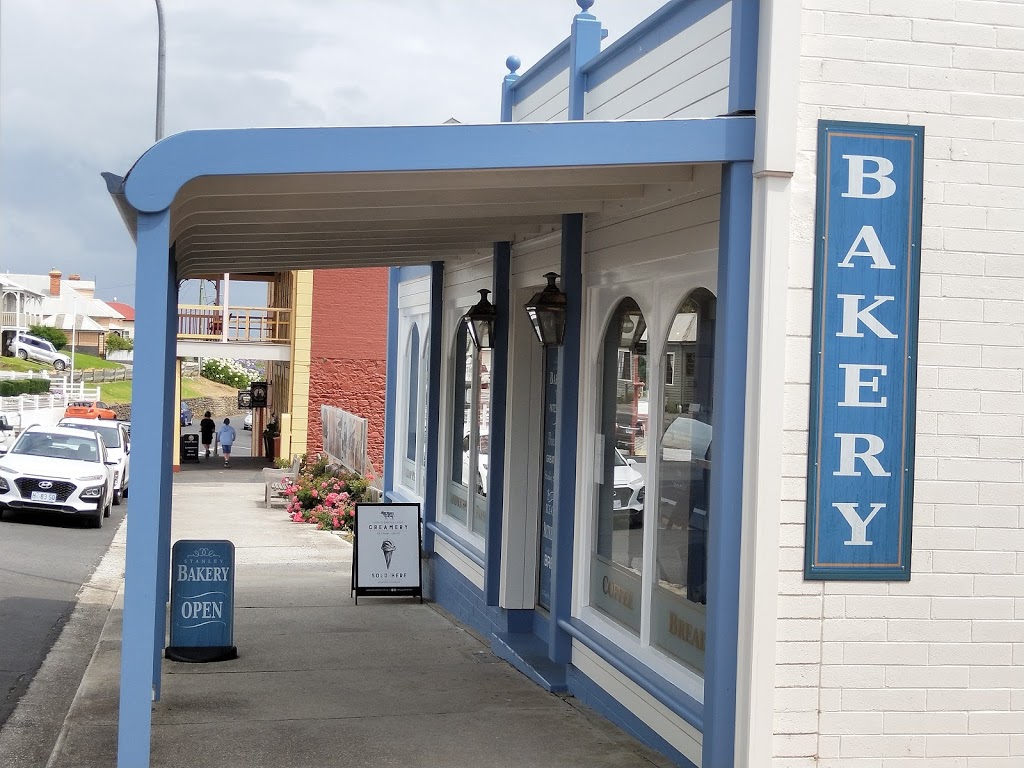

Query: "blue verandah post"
(484, 243), (511, 605)
(702, 160), (753, 768)
(152, 245), (178, 701)
(118, 210), (175, 768)
(422, 261), (444, 553)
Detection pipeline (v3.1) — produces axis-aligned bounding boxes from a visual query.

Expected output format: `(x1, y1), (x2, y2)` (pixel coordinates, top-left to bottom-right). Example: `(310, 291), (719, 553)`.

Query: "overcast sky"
(0, 0), (666, 305)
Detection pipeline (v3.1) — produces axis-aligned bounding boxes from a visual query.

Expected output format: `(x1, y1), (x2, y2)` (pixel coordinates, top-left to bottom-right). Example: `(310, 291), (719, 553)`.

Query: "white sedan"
(0, 425), (115, 528)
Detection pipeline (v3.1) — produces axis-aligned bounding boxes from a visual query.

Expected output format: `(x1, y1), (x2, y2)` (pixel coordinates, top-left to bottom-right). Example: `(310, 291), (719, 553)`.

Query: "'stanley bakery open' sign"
(805, 121), (924, 581)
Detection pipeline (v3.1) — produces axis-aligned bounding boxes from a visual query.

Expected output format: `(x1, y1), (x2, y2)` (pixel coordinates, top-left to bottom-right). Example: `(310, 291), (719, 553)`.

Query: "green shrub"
(105, 333), (134, 351)
(0, 378), (52, 397)
(29, 325), (68, 350)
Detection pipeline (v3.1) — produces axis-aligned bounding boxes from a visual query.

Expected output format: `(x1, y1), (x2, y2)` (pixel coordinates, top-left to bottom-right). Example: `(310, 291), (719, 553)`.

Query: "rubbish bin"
(180, 433), (200, 464)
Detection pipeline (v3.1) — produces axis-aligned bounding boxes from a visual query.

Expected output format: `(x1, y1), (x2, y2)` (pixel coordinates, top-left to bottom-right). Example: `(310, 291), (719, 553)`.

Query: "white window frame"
(664, 351), (676, 387)
(572, 259), (718, 703)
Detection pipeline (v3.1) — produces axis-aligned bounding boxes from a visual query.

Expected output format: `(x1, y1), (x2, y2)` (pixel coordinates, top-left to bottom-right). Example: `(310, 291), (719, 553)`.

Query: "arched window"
(653, 288), (715, 672)
(446, 321), (490, 536)
(590, 298), (648, 635)
(405, 326), (420, 463)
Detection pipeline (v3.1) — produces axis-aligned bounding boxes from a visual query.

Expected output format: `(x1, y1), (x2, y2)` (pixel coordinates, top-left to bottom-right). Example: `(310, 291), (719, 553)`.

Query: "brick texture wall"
(308, 268), (388, 475)
(775, 2), (1024, 765)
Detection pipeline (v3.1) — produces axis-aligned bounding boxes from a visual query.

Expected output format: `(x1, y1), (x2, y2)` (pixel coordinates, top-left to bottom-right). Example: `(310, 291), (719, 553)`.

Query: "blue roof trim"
(507, 38), (570, 106)
(582, 0), (730, 90)
(122, 118), (756, 213)
(558, 617), (704, 732)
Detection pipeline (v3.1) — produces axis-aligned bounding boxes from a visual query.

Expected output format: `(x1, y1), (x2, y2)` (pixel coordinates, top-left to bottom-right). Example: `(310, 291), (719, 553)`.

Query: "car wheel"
(123, 485), (129, 499)
(103, 501), (111, 518)
(90, 511), (104, 528)
(113, 489), (122, 506)
(16, 349), (28, 360)
(53, 359), (67, 371)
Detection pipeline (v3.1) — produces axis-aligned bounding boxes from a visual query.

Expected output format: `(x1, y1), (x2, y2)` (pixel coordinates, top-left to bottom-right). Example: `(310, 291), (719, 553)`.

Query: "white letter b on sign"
(841, 155), (896, 199)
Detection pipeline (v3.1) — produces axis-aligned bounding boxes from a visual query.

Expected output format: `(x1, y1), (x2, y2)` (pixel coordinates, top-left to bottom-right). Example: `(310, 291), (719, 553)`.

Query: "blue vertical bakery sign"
(805, 121), (924, 581)
(166, 540), (238, 661)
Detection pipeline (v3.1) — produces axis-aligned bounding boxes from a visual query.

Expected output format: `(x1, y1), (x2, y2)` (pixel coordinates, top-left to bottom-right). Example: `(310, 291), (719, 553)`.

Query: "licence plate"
(31, 491), (58, 503)
(613, 499), (622, 510)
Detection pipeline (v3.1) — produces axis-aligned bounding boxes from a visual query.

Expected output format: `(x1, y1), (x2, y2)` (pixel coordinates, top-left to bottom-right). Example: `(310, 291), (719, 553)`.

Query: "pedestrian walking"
(199, 411), (216, 458)
(218, 418), (237, 467)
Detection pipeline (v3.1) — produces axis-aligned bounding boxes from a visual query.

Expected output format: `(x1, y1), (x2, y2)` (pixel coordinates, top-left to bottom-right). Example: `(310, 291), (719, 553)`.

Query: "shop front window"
(446, 320), (490, 537)
(405, 326), (420, 463)
(652, 289), (715, 673)
(590, 298), (648, 634)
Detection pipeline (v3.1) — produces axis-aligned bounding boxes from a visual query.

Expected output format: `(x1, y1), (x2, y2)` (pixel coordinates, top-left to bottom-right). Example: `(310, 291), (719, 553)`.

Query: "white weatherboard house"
(106, 1), (1023, 766)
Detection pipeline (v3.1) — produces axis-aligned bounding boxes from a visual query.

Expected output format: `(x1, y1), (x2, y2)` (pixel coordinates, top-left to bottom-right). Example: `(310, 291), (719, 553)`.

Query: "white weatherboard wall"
(774, 1), (1024, 766)
(512, 68), (569, 123)
(585, 1), (732, 121)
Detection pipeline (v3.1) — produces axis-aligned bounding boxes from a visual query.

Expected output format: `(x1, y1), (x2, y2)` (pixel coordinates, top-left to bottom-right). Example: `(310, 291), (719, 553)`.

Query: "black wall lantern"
(464, 289), (498, 350)
(524, 272), (567, 347)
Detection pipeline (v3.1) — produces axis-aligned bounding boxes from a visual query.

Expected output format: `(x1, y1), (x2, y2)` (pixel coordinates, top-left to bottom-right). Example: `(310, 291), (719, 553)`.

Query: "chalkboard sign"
(352, 503), (422, 603)
(166, 540), (237, 662)
(180, 433), (200, 464)
(538, 346), (558, 609)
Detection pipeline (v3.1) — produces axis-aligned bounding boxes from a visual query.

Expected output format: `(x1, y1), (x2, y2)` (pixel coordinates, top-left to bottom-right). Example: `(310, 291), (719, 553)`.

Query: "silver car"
(8, 333), (71, 371)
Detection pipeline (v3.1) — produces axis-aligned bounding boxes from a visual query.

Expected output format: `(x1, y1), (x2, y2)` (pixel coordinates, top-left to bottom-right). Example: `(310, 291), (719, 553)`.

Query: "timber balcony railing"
(177, 305), (292, 344)
(1, 311), (43, 329)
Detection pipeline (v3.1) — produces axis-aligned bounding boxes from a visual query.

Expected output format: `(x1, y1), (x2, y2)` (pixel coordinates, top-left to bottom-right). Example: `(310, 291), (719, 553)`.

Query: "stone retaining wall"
(111, 394), (239, 423)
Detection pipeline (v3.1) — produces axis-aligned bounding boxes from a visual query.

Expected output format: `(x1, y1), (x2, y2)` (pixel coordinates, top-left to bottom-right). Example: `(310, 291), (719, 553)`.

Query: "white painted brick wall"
(776, 0), (1024, 763)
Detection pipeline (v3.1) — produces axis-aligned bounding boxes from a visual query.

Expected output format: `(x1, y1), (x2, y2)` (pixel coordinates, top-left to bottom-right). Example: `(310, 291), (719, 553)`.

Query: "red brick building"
(306, 267), (388, 475)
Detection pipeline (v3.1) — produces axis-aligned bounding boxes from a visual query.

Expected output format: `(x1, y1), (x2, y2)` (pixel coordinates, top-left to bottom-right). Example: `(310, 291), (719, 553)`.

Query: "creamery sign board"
(352, 503), (422, 602)
(805, 121), (924, 581)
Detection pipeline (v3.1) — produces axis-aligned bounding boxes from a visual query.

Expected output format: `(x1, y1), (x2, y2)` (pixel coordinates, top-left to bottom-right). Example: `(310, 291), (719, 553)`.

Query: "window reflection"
(406, 327), (420, 463)
(653, 289), (715, 672)
(591, 299), (647, 634)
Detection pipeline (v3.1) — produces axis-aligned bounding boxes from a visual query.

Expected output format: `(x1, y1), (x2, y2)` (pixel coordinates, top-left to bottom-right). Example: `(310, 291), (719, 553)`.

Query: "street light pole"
(154, 0), (165, 141)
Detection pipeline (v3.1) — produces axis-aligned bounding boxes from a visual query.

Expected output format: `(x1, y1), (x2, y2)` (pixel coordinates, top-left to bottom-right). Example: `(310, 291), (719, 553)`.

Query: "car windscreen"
(60, 423), (121, 448)
(12, 432), (101, 461)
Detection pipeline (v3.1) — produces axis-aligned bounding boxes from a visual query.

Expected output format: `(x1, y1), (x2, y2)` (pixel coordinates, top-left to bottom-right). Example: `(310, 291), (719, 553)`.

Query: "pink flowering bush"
(284, 454), (374, 532)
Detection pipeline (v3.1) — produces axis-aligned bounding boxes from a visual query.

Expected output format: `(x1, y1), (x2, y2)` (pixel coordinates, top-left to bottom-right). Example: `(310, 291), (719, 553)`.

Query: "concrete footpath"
(28, 472), (670, 767)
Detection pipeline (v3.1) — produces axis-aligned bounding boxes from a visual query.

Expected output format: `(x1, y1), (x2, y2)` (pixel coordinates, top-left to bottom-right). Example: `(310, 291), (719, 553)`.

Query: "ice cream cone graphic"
(381, 540), (396, 570)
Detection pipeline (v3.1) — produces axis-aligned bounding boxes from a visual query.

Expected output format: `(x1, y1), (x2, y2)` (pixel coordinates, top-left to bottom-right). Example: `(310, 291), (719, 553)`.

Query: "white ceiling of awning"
(170, 163), (696, 279)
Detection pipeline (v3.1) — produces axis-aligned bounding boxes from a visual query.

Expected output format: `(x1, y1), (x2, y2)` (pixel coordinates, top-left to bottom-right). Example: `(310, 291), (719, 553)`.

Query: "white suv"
(0, 425), (115, 527)
(8, 333), (71, 371)
(58, 419), (130, 504)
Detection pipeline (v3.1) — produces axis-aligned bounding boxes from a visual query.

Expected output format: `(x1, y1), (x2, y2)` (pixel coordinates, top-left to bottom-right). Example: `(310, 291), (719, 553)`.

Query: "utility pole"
(154, 0), (165, 141)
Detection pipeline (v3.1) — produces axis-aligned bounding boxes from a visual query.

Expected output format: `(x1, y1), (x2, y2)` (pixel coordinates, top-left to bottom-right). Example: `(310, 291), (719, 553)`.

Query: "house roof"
(0, 275), (46, 298)
(5, 274), (122, 319)
(45, 313), (107, 333)
(105, 301), (135, 320)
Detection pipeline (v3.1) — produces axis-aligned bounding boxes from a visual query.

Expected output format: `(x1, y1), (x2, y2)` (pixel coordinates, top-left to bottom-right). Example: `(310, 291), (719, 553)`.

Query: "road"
(0, 499), (128, 730)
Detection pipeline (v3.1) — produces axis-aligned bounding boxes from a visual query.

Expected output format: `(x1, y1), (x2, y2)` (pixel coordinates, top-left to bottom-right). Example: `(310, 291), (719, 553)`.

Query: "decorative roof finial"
(506, 55), (521, 74)
(576, 0), (596, 12)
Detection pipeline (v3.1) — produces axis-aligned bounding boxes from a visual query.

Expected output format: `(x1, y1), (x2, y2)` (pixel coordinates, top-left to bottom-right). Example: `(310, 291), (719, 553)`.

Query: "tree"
(29, 324), (68, 350)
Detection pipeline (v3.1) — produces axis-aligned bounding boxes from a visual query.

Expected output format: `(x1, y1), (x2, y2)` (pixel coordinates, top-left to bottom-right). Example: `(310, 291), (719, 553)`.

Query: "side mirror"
(627, 458), (636, 467)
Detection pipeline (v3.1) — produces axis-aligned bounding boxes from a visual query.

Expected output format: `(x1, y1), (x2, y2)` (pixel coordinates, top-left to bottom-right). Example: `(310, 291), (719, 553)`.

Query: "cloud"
(1, 0), (667, 303)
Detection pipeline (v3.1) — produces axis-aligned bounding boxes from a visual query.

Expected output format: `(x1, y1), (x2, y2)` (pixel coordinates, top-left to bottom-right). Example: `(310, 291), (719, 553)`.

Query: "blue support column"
(549, 213), (583, 664)
(567, 1), (602, 120)
(118, 210), (175, 768)
(421, 261), (444, 553)
(152, 246), (178, 700)
(484, 243), (511, 606)
(703, 161), (753, 768)
(383, 268), (401, 497)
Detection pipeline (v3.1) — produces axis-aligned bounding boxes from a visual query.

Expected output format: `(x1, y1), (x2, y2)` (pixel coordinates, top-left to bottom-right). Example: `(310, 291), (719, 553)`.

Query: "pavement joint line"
(42, 517), (127, 768)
